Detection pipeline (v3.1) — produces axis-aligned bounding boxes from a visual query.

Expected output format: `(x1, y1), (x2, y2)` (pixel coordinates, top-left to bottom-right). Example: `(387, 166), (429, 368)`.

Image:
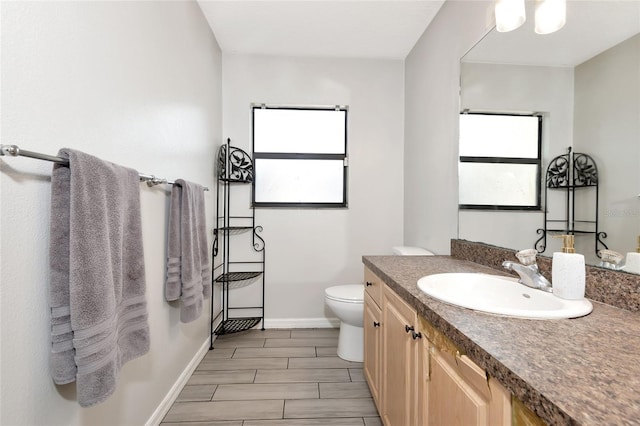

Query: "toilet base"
(336, 322), (364, 362)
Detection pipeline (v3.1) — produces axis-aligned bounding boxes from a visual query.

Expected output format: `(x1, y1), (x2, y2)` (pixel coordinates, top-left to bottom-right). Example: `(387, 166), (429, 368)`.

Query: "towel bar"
(1, 144), (209, 190)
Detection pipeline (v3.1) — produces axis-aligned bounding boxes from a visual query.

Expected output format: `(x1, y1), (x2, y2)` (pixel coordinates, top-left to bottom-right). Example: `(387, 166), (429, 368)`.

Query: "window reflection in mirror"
(459, 113), (541, 209)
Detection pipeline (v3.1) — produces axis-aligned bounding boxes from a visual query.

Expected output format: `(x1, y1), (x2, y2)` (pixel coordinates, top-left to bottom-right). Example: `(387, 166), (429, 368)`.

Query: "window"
(459, 112), (542, 210)
(252, 105), (348, 208)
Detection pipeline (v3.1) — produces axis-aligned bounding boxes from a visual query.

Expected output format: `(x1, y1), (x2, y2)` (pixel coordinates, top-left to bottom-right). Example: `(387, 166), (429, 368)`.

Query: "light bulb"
(535, 0), (566, 34)
(495, 0), (526, 33)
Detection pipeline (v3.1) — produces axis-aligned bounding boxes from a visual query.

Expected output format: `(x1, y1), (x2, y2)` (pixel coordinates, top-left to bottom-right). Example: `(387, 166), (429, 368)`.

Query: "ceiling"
(197, 0), (446, 60)
(463, 0), (640, 67)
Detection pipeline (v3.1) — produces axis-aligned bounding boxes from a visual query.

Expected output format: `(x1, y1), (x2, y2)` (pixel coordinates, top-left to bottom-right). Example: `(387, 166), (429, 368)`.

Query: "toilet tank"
(392, 246), (435, 256)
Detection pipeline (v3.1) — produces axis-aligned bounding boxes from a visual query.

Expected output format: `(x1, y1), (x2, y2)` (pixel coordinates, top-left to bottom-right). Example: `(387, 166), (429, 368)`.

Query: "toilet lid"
(325, 285), (364, 303)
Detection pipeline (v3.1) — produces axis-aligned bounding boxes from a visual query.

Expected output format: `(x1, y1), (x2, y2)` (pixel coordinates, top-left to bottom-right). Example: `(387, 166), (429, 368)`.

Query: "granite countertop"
(362, 255), (640, 426)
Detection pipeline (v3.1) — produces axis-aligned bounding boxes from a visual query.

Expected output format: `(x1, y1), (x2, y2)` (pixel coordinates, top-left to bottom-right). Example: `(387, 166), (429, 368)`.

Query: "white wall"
(459, 63), (574, 252)
(403, 1), (494, 255)
(1, 2), (221, 424)
(221, 54), (404, 325)
(574, 33), (640, 263)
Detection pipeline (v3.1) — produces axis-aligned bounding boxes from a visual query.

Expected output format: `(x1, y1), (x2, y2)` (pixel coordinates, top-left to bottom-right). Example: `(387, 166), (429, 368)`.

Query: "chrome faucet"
(502, 261), (553, 292)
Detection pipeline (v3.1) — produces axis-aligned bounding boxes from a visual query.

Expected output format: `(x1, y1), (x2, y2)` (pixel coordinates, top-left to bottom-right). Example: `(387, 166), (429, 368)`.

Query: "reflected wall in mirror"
(458, 0), (640, 273)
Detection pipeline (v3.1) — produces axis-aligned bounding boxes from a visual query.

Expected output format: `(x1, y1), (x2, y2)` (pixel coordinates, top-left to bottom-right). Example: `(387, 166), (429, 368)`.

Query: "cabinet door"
(428, 348), (510, 426)
(382, 286), (418, 426)
(363, 292), (382, 410)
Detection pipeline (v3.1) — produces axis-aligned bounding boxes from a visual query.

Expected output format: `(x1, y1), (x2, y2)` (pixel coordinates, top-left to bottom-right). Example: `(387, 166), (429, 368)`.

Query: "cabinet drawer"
(364, 267), (382, 307)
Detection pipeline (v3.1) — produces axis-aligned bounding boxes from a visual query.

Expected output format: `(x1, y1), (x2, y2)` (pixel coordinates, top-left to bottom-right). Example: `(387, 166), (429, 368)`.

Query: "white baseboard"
(264, 317), (340, 329)
(145, 337), (212, 426)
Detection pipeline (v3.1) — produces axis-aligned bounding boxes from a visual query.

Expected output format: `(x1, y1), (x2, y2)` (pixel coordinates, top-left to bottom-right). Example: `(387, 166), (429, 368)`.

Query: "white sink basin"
(417, 273), (593, 319)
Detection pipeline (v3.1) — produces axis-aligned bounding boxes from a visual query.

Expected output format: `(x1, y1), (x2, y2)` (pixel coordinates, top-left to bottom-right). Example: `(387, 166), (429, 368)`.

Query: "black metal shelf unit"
(535, 147), (607, 257)
(210, 138), (265, 348)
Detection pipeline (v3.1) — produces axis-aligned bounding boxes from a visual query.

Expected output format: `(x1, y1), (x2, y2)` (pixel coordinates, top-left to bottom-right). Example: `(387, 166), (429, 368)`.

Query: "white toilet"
(325, 246), (434, 362)
(325, 285), (365, 362)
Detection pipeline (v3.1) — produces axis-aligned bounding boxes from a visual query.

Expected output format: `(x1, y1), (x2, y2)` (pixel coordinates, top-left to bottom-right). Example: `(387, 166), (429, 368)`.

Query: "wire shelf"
(219, 226), (253, 235)
(214, 317), (262, 335)
(215, 271), (262, 289)
(216, 271), (262, 282)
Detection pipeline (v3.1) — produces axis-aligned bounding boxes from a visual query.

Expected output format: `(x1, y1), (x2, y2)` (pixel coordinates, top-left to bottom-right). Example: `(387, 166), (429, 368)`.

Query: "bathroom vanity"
(362, 254), (640, 425)
(365, 264), (510, 425)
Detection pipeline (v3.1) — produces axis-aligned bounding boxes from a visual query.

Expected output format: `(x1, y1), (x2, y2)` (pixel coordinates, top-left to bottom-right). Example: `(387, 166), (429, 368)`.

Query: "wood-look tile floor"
(162, 328), (383, 426)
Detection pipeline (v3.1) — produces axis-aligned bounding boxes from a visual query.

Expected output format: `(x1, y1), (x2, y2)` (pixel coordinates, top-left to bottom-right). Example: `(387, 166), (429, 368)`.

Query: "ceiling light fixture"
(534, 0), (567, 34)
(495, 0), (567, 34)
(495, 0), (526, 32)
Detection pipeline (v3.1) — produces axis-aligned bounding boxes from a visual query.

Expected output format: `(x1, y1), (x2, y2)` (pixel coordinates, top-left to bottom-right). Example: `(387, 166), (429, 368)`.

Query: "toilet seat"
(325, 285), (364, 304)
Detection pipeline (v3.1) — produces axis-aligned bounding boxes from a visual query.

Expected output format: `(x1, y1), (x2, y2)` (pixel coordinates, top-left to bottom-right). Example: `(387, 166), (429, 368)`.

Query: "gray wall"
(1, 2), (222, 424)
(221, 53), (405, 326)
(574, 34), (640, 259)
(403, 1), (494, 254)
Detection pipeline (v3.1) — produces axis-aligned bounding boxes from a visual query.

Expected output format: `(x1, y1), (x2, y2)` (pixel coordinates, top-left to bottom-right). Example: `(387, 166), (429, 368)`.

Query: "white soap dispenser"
(552, 235), (586, 300)
(625, 236), (640, 274)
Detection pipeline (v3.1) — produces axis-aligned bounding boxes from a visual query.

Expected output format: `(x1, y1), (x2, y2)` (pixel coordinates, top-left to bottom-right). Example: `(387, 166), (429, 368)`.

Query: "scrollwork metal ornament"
(212, 228), (219, 257)
(253, 226), (265, 252)
(597, 231), (609, 255)
(535, 228), (547, 253)
(573, 153), (598, 186)
(545, 149), (599, 188)
(546, 154), (570, 188)
(228, 147), (254, 182)
(216, 145), (227, 179)
(216, 142), (254, 182)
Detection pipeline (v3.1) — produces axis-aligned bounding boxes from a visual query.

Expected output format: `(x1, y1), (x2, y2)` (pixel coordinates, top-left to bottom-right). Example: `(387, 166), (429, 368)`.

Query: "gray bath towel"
(49, 148), (149, 407)
(165, 179), (211, 322)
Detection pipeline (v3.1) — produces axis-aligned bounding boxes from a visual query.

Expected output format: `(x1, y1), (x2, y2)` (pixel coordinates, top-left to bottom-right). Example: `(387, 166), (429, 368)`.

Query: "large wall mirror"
(459, 1), (640, 272)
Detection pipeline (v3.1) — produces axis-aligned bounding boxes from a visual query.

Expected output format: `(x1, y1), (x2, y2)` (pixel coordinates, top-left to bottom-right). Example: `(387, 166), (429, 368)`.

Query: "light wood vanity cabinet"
(364, 267), (512, 426)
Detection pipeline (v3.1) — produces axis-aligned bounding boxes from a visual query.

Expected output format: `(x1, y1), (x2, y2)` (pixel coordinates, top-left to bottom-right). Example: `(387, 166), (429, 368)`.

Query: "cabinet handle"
(412, 331), (422, 340)
(405, 325), (414, 333)
(366, 282), (373, 286)
(373, 321), (380, 327)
